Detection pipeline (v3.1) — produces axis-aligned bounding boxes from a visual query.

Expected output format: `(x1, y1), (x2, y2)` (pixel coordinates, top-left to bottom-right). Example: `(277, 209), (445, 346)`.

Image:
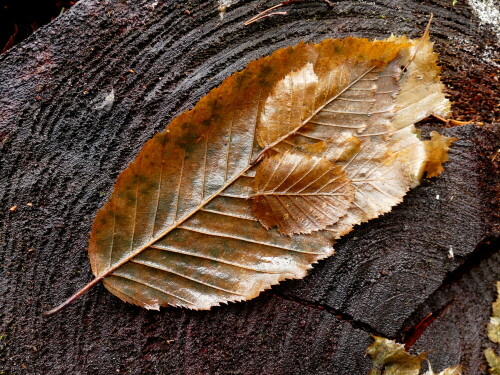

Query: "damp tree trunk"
(0, 1), (498, 374)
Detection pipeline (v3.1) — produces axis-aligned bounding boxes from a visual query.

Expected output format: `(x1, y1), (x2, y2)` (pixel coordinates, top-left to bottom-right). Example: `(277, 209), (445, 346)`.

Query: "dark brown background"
(0, 1), (498, 374)
(0, 0), (77, 53)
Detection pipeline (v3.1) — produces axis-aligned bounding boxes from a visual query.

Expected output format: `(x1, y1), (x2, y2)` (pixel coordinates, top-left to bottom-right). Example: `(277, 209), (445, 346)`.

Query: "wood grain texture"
(0, 0), (498, 373)
(401, 238), (500, 374)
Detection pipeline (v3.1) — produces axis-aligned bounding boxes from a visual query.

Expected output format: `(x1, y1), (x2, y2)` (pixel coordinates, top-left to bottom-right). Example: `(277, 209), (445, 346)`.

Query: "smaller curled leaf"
(252, 150), (354, 236)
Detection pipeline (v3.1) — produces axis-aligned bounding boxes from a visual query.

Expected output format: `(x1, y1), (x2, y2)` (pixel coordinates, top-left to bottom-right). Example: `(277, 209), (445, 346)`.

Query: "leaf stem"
(43, 275), (105, 316)
(431, 113), (474, 126)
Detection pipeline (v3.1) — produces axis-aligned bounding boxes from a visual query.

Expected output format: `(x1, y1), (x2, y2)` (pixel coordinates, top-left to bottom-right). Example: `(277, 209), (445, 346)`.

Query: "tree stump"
(0, 1), (498, 374)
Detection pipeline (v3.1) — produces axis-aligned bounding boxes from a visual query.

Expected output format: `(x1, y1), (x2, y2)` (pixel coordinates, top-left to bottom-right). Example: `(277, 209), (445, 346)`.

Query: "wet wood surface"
(1, 1), (498, 373)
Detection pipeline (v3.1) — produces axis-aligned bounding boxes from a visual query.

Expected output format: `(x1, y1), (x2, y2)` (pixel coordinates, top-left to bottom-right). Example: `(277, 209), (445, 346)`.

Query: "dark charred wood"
(0, 1), (498, 374)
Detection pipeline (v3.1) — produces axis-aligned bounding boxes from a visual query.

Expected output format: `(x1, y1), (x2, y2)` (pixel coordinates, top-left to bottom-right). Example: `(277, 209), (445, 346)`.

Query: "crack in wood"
(400, 236), (500, 346)
(275, 235), (499, 346)
(274, 291), (385, 337)
(403, 301), (454, 349)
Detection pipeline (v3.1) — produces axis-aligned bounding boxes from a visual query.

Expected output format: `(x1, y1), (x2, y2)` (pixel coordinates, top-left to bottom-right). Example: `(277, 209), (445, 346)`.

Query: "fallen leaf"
(485, 282), (500, 374)
(367, 336), (426, 375)
(46, 28), (457, 314)
(488, 282), (500, 344)
(367, 336), (462, 375)
(485, 348), (500, 375)
(263, 28), (453, 238)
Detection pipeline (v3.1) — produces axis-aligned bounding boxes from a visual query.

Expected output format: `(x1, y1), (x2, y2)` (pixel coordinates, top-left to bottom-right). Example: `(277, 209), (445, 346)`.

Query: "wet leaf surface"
(47, 30), (457, 313)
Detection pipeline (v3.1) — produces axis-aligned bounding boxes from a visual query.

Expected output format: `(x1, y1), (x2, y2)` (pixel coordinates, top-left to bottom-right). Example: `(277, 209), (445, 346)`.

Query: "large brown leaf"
(46, 33), (456, 314)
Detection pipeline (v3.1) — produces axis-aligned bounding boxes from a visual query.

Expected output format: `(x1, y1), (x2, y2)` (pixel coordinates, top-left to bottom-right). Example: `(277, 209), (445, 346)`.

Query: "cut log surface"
(0, 1), (498, 374)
